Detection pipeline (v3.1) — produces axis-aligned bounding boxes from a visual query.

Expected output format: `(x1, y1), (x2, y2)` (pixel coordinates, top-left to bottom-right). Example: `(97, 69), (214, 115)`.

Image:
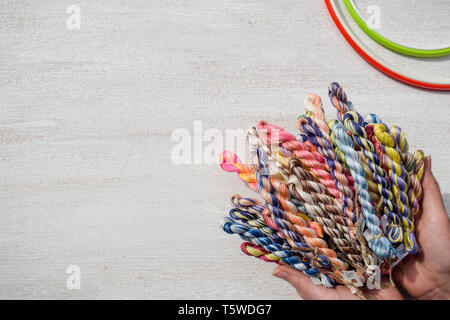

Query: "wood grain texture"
(0, 0), (449, 299)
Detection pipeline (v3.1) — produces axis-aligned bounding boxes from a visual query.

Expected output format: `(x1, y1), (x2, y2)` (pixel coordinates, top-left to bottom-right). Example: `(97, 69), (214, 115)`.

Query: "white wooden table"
(0, 0), (449, 299)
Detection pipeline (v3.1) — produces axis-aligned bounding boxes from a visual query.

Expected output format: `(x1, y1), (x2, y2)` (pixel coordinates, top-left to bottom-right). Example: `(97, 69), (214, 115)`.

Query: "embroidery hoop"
(325, 0), (450, 91)
(344, 0), (450, 58)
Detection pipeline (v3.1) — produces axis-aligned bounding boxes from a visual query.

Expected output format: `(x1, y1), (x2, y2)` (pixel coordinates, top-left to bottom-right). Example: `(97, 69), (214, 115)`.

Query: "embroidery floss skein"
(246, 127), (356, 269)
(329, 84), (405, 251)
(230, 194), (317, 245)
(220, 148), (334, 283)
(371, 123), (418, 254)
(305, 94), (354, 187)
(300, 99), (371, 263)
(225, 204), (336, 287)
(230, 195), (330, 264)
(228, 205), (292, 253)
(220, 150), (311, 228)
(222, 217), (321, 276)
(240, 242), (283, 265)
(409, 150), (425, 219)
(247, 127), (291, 182)
(251, 147), (338, 286)
(229, 204), (284, 242)
(220, 150), (277, 200)
(257, 121), (341, 199)
(297, 116), (356, 224)
(390, 126), (415, 174)
(287, 157), (366, 272)
(247, 127), (310, 219)
(374, 121), (420, 218)
(328, 120), (397, 260)
(305, 94), (329, 135)
(346, 117), (384, 211)
(229, 194), (353, 287)
(364, 123), (405, 246)
(302, 95), (356, 190)
(222, 215), (283, 246)
(218, 81), (426, 297)
(220, 146), (307, 221)
(249, 151), (349, 273)
(328, 84), (384, 212)
(219, 151), (258, 191)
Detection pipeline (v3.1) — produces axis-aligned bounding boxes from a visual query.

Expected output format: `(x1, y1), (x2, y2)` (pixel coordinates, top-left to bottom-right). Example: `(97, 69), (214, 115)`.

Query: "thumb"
(272, 265), (358, 300)
(419, 156), (448, 224)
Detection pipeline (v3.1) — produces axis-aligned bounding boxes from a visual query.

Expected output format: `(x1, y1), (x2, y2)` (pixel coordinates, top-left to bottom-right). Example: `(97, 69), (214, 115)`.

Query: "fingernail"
(272, 268), (288, 280)
(425, 156), (432, 171)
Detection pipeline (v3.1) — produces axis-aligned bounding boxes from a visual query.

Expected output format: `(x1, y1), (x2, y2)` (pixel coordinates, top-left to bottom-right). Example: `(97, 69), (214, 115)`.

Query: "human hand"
(272, 157), (450, 299)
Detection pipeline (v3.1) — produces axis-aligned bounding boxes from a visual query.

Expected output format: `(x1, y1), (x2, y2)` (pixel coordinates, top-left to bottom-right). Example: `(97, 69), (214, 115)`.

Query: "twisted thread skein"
(229, 195), (284, 242)
(344, 113), (384, 211)
(222, 217), (322, 276)
(329, 85), (384, 211)
(240, 242), (283, 264)
(219, 151), (257, 191)
(390, 126), (426, 221)
(251, 148), (315, 242)
(223, 214), (284, 245)
(305, 94), (329, 135)
(218, 81), (425, 296)
(304, 95), (357, 183)
(297, 116), (356, 224)
(251, 147), (341, 283)
(230, 195), (323, 244)
(287, 157), (365, 271)
(231, 195), (330, 263)
(258, 122), (327, 172)
(328, 120), (397, 260)
(264, 176), (349, 272)
(229, 198), (302, 262)
(219, 148), (304, 221)
(390, 126), (415, 174)
(304, 94), (356, 190)
(390, 125), (419, 217)
(364, 123), (405, 246)
(249, 127), (322, 234)
(229, 194), (345, 286)
(222, 217), (283, 247)
(219, 148), (305, 219)
(247, 127), (310, 219)
(247, 127), (292, 182)
(371, 123), (418, 254)
(219, 149), (312, 229)
(329, 83), (405, 248)
(258, 121), (342, 200)
(408, 150), (425, 219)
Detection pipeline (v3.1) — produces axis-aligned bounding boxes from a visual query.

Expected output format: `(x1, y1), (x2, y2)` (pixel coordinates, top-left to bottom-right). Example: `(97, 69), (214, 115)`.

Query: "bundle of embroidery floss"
(219, 82), (425, 298)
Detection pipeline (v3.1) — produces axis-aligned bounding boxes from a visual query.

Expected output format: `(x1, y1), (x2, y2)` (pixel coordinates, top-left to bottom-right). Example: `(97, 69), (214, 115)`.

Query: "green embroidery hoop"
(343, 0), (450, 58)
